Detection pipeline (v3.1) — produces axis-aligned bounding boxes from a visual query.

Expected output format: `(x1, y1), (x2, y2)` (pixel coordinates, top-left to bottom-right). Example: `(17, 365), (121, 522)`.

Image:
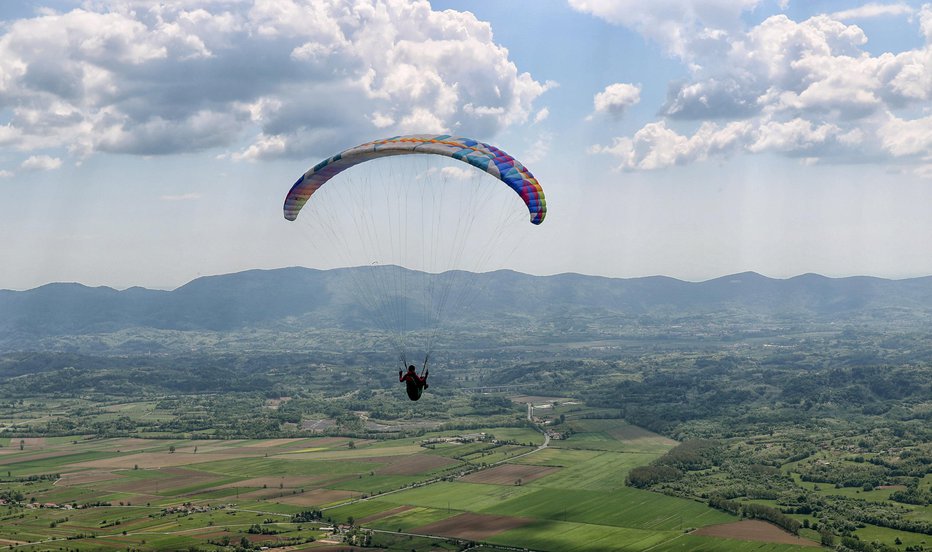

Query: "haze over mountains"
(3, 266), (932, 353)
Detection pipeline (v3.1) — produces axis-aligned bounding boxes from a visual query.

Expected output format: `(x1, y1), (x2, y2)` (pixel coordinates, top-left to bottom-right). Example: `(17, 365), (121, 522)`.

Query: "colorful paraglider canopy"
(283, 134), (546, 225)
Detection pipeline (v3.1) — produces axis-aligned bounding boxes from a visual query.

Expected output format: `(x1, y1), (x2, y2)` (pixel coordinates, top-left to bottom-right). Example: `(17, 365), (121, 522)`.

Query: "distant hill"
(3, 266), (932, 351)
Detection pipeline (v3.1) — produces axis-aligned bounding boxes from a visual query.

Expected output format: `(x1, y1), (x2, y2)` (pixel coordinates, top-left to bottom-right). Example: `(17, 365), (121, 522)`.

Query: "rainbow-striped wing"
(283, 134), (546, 224)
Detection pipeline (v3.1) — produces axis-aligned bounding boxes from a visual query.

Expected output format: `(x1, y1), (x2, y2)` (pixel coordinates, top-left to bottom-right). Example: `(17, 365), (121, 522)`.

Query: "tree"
(168, 445), (175, 454)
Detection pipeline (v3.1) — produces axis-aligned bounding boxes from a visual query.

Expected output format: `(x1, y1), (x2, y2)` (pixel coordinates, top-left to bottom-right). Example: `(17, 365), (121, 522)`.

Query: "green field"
(530, 450), (658, 490)
(324, 499), (399, 521)
(854, 522), (931, 548)
(375, 480), (537, 511)
(483, 487), (734, 529)
(368, 506), (457, 531)
(490, 519), (676, 552)
(547, 418), (677, 454)
(648, 535), (822, 551)
(0, 406), (841, 551)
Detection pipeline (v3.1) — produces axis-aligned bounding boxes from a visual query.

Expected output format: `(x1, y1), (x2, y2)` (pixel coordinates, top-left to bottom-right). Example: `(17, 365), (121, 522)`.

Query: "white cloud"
(830, 3), (914, 20)
(747, 118), (841, 153)
(20, 155), (62, 171)
(581, 1), (932, 171)
(569, 0), (763, 58)
(0, 1), (548, 162)
(915, 163), (932, 178)
(521, 131), (554, 165)
(94, 110), (243, 155)
(533, 107), (550, 124)
(590, 115), (875, 170)
(921, 4), (932, 42)
(0, 169), (13, 178)
(369, 111), (395, 129)
(398, 107), (447, 135)
(878, 112), (932, 157)
(592, 83), (641, 117)
(590, 120), (751, 170)
(231, 133), (287, 162)
(420, 166), (475, 181)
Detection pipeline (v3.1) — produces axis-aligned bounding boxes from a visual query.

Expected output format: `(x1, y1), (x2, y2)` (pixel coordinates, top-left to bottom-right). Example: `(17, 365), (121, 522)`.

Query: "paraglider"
(399, 357), (430, 401)
(284, 134), (546, 224)
(283, 134), (546, 400)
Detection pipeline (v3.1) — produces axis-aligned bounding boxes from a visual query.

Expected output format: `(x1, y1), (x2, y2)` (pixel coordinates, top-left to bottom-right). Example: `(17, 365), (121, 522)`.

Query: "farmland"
(0, 402), (823, 551)
(1, 277), (930, 551)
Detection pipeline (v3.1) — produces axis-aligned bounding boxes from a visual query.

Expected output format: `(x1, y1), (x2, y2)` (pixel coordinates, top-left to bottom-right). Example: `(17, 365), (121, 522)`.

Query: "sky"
(2, 0), (932, 290)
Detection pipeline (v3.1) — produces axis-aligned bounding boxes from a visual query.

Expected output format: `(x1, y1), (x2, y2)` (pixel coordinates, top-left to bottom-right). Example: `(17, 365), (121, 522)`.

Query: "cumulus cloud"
(419, 166), (475, 181)
(578, 1), (932, 171)
(20, 155), (62, 171)
(569, 0), (763, 59)
(592, 83), (641, 117)
(878, 112), (932, 157)
(0, 1), (548, 162)
(590, 116), (872, 170)
(590, 120), (751, 170)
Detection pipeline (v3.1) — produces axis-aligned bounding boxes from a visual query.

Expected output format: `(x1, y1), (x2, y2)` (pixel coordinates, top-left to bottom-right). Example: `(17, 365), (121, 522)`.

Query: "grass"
(181, 486), (244, 500)
(324, 499), (399, 521)
(0, 450), (124, 476)
(155, 473), (242, 496)
(562, 419), (676, 453)
(905, 502), (932, 523)
(185, 457), (384, 477)
(367, 506), (457, 531)
(327, 474), (422, 493)
(481, 487), (734, 530)
(0, 416), (858, 552)
(510, 446), (602, 467)
(375, 481), (537, 511)
(425, 441), (497, 459)
(648, 534), (820, 551)
(244, 501), (308, 514)
(529, 450), (661, 490)
(461, 444), (533, 464)
(489, 519), (677, 552)
(854, 522), (932, 548)
(789, 472), (903, 501)
(280, 443), (424, 460)
(35, 486), (111, 504)
(548, 430), (673, 454)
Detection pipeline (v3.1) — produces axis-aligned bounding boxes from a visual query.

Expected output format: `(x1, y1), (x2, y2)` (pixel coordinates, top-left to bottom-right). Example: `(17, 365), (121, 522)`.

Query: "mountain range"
(3, 266), (932, 350)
